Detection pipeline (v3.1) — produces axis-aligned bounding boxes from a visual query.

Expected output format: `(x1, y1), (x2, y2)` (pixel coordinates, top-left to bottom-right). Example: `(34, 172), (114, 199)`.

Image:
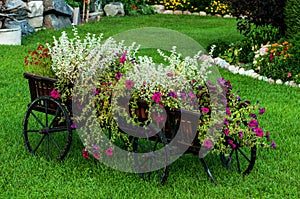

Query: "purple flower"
(93, 151), (100, 159)
(236, 96), (241, 101)
(201, 107), (210, 113)
(265, 131), (270, 142)
(231, 143), (237, 149)
(167, 72), (173, 77)
(93, 89), (99, 95)
(126, 79), (134, 89)
(151, 92), (162, 103)
(248, 120), (258, 128)
(239, 131), (243, 138)
(227, 139), (233, 145)
(71, 123), (76, 129)
(270, 141), (276, 149)
(217, 78), (226, 84)
(255, 128), (264, 137)
(92, 145), (99, 151)
(188, 92), (196, 98)
(203, 139), (212, 148)
(250, 114), (257, 118)
(224, 118), (229, 126)
(259, 108), (265, 115)
(116, 72), (122, 80)
(168, 91), (177, 98)
(226, 107), (231, 116)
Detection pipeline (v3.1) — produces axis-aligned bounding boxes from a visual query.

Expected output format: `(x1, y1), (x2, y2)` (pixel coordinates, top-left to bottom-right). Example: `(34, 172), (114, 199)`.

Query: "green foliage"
(284, 0), (300, 38)
(206, 39), (231, 58)
(224, 0), (287, 36)
(106, 0), (154, 15)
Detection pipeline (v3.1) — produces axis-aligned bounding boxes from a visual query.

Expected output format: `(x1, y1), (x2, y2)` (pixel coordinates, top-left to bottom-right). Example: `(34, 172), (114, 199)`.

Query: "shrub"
(206, 0), (231, 15)
(284, 0), (300, 38)
(146, 0), (212, 12)
(224, 0), (287, 36)
(206, 39), (231, 58)
(252, 39), (300, 83)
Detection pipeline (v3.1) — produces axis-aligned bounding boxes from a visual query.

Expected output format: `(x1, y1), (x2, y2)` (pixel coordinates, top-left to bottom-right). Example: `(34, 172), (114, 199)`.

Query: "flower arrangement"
(24, 28), (275, 160)
(24, 43), (55, 78)
(252, 40), (300, 83)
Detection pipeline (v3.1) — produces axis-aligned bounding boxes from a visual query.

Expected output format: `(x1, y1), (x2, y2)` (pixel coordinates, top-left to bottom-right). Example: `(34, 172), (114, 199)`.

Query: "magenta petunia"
(223, 129), (230, 136)
(125, 79), (134, 89)
(120, 54), (126, 63)
(105, 147), (113, 156)
(203, 139), (212, 148)
(188, 92), (196, 98)
(201, 107), (210, 113)
(93, 89), (99, 95)
(71, 123), (76, 129)
(248, 119), (258, 128)
(226, 107), (231, 116)
(227, 139), (233, 145)
(93, 151), (101, 159)
(271, 141), (276, 149)
(231, 143), (237, 149)
(259, 108), (265, 115)
(224, 118), (229, 126)
(92, 145), (99, 151)
(168, 91), (177, 98)
(255, 127), (264, 137)
(50, 89), (60, 99)
(239, 131), (243, 138)
(116, 72), (122, 80)
(151, 92), (162, 103)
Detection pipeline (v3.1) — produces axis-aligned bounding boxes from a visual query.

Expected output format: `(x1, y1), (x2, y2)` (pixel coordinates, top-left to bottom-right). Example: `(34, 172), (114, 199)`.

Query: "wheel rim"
(220, 144), (256, 175)
(23, 96), (72, 161)
(133, 131), (170, 185)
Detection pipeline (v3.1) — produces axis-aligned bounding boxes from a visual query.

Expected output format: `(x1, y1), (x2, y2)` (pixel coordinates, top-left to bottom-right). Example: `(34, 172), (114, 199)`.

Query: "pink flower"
(188, 92), (195, 98)
(156, 115), (165, 122)
(201, 107), (210, 113)
(50, 89), (60, 99)
(223, 129), (230, 136)
(203, 139), (212, 148)
(227, 139), (233, 145)
(116, 72), (122, 80)
(255, 128), (264, 137)
(105, 147), (113, 156)
(120, 54), (126, 63)
(125, 79), (134, 89)
(93, 89), (99, 95)
(248, 120), (258, 128)
(167, 73), (173, 77)
(287, 72), (292, 78)
(231, 144), (237, 149)
(239, 131), (243, 138)
(82, 148), (89, 159)
(151, 92), (162, 103)
(92, 145), (99, 151)
(93, 151), (100, 159)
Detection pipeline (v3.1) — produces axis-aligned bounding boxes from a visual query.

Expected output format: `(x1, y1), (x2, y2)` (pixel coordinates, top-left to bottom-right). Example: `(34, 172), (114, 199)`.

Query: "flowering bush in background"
(253, 40), (300, 83)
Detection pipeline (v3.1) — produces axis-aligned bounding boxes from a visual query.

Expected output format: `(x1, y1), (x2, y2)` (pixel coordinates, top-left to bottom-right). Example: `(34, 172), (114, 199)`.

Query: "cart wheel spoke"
(32, 134), (47, 154)
(23, 96), (72, 161)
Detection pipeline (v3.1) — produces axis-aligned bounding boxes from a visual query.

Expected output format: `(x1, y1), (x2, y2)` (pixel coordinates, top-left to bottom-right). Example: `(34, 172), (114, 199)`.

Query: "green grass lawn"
(0, 15), (299, 198)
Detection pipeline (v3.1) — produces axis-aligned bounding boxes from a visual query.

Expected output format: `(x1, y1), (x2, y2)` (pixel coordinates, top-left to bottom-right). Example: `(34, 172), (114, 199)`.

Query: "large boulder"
(43, 0), (72, 16)
(43, 14), (72, 29)
(27, 1), (44, 28)
(104, 2), (125, 17)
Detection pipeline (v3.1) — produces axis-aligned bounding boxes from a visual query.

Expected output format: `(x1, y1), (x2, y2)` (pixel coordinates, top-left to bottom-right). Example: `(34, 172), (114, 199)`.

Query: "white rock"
(238, 67), (245, 75)
(27, 1), (44, 18)
(104, 2), (125, 17)
(268, 78), (274, 83)
(223, 14), (231, 18)
(163, 10), (173, 14)
(258, 76), (263, 80)
(151, 5), (165, 14)
(262, 77), (268, 82)
(199, 11), (207, 16)
(27, 16), (43, 28)
(275, 79), (283, 84)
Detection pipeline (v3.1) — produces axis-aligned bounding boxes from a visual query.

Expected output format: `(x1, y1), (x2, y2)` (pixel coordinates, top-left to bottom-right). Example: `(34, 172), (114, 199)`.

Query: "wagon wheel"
(220, 144), (256, 175)
(23, 96), (72, 161)
(132, 130), (170, 185)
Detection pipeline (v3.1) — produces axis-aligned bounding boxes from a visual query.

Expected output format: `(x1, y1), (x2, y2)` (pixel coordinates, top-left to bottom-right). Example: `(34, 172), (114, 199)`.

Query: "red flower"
(82, 148), (89, 159)
(50, 89), (60, 99)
